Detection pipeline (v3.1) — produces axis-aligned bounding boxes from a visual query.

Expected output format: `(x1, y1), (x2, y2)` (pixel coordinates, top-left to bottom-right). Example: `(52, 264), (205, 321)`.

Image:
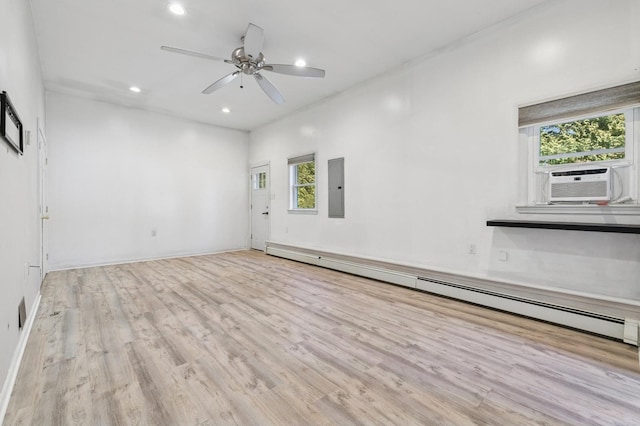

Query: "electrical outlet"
(498, 251), (509, 261)
(468, 243), (476, 255)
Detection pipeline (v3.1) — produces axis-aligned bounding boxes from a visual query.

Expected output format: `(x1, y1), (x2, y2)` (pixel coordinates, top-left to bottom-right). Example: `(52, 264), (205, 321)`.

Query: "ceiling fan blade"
(202, 71), (240, 94)
(161, 46), (232, 63)
(254, 73), (284, 104)
(243, 23), (264, 59)
(263, 64), (325, 78)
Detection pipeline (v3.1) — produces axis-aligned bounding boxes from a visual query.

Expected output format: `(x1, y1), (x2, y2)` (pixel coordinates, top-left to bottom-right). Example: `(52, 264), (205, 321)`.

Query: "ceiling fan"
(161, 23), (325, 104)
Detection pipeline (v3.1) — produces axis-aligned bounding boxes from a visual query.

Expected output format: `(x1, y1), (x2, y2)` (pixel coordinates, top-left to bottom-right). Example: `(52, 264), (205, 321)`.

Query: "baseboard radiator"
(265, 243), (640, 346)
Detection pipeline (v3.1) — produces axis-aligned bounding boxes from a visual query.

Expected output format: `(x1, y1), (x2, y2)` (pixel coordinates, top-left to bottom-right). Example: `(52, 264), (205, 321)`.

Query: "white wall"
(47, 92), (249, 269)
(0, 0), (46, 403)
(250, 0), (640, 300)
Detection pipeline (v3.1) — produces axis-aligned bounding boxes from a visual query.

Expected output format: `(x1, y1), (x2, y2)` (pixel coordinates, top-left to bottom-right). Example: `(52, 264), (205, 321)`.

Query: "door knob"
(262, 211), (269, 215)
(41, 215), (50, 220)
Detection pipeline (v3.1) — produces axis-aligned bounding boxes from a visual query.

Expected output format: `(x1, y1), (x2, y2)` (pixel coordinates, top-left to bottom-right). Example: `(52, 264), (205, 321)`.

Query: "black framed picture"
(1, 91), (24, 155)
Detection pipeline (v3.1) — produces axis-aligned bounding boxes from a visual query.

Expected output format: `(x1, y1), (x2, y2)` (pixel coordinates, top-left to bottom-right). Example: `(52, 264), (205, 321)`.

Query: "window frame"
(288, 153), (318, 214)
(533, 108), (634, 173)
(521, 107), (640, 209)
(253, 171), (267, 190)
(518, 81), (640, 212)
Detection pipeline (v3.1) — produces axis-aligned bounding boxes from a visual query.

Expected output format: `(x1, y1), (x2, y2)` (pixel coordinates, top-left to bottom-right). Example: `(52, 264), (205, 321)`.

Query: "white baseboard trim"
(0, 293), (42, 425)
(48, 247), (247, 272)
(266, 242), (640, 345)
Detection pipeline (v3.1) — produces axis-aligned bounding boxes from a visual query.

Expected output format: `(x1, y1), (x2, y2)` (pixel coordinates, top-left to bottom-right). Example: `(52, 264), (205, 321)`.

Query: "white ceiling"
(30, 0), (548, 131)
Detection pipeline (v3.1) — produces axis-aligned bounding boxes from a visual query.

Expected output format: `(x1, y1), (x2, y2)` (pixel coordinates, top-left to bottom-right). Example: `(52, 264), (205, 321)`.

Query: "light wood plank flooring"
(4, 250), (640, 425)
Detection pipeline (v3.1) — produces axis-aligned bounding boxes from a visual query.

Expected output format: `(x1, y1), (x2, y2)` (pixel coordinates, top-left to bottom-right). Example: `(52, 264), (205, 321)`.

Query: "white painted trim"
(48, 248), (246, 272)
(288, 151), (318, 212)
(249, 160), (271, 169)
(515, 204), (640, 215)
(268, 247), (417, 289)
(318, 257), (416, 289)
(266, 243), (639, 345)
(266, 242), (640, 310)
(0, 293), (41, 424)
(287, 209), (318, 215)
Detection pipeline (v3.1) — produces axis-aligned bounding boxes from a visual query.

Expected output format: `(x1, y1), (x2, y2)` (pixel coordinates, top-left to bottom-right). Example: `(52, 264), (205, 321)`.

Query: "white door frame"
(37, 121), (48, 282)
(250, 162), (270, 251)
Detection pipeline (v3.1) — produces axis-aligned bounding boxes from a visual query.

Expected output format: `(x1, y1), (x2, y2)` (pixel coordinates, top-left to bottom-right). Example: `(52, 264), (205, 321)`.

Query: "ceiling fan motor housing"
(232, 47), (265, 75)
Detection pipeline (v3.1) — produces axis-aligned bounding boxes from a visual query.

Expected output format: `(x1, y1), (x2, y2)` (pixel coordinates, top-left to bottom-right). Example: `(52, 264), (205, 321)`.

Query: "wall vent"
(18, 297), (26, 330)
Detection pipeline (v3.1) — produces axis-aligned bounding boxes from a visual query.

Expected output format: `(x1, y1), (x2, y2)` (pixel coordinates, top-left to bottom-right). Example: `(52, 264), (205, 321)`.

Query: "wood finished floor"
(4, 250), (640, 425)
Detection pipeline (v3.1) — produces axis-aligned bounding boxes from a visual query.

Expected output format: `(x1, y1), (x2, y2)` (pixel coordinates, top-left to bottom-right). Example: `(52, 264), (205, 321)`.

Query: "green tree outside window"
(540, 113), (625, 165)
(294, 162), (316, 209)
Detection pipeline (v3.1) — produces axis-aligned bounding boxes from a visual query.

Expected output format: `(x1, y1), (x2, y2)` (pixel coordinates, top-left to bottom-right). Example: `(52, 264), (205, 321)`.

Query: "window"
(519, 80), (640, 208)
(537, 111), (629, 167)
(288, 153), (316, 211)
(533, 110), (634, 171)
(253, 171), (266, 189)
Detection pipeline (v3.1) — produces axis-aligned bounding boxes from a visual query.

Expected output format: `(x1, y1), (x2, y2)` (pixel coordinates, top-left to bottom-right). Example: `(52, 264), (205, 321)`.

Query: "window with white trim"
(520, 81), (640, 207)
(288, 153), (317, 212)
(537, 110), (629, 167)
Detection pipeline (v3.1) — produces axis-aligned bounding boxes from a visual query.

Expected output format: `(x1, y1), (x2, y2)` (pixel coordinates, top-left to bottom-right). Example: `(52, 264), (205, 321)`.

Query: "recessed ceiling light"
(168, 3), (185, 15)
(221, 107), (230, 114)
(129, 86), (141, 93)
(294, 59), (306, 67)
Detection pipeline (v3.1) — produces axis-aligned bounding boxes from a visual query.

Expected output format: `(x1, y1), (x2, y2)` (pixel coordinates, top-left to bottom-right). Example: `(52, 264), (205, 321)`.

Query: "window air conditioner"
(548, 167), (612, 202)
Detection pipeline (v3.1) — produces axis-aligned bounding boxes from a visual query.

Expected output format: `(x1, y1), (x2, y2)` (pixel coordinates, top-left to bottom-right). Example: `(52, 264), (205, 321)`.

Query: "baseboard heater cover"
(266, 246), (417, 289)
(266, 244), (637, 344)
(416, 277), (624, 340)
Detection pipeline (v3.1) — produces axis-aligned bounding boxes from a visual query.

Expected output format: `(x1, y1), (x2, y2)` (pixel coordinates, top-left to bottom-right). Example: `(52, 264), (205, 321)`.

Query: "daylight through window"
(538, 111), (628, 166)
(288, 154), (316, 211)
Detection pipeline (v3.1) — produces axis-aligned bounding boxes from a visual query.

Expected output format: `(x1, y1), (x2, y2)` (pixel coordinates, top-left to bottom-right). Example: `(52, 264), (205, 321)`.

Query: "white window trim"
(533, 108), (634, 172)
(288, 153), (318, 213)
(287, 208), (318, 215)
(520, 106), (640, 215)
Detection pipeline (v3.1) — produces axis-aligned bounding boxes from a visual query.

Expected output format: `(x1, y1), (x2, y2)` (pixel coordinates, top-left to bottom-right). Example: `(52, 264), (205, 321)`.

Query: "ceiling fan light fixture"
(294, 59), (306, 67)
(168, 3), (185, 15)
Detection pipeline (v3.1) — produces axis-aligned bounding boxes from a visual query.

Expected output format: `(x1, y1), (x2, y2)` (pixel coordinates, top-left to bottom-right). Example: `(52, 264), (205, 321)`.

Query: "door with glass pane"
(250, 164), (270, 250)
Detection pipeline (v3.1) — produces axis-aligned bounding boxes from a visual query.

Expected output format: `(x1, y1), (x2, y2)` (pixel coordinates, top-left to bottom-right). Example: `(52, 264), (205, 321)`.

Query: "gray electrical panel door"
(328, 157), (344, 218)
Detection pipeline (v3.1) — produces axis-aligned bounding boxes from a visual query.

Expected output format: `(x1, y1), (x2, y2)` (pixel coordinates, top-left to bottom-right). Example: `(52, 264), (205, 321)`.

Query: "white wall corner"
(623, 318), (639, 346)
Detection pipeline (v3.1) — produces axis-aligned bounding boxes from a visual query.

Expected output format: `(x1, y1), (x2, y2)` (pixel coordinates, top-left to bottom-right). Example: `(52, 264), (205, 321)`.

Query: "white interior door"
(250, 164), (270, 250)
(37, 126), (49, 282)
